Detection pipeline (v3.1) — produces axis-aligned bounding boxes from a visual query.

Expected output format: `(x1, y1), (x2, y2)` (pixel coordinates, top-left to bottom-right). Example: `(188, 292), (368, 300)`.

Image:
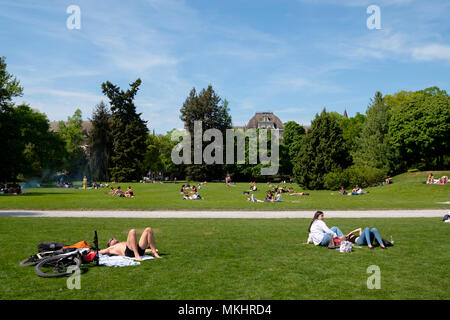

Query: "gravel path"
(0, 209), (447, 218)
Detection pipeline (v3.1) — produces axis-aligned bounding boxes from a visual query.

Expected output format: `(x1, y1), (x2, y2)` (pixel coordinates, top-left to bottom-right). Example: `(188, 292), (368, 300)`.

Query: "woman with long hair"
(307, 211), (345, 246)
(345, 227), (387, 249)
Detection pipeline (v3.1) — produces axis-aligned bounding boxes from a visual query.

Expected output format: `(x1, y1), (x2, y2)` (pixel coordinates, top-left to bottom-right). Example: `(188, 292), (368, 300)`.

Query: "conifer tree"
(293, 109), (351, 189)
(353, 91), (391, 170)
(179, 85), (232, 181)
(88, 101), (113, 181)
(101, 79), (148, 182)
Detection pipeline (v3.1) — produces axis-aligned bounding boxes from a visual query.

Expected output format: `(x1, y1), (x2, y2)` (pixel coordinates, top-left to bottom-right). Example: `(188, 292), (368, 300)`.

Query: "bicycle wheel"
(35, 255), (81, 278)
(19, 255), (40, 267)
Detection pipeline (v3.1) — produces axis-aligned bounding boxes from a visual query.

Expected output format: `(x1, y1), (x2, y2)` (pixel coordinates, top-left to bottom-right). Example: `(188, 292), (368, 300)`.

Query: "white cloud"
(411, 44), (450, 62)
(330, 29), (450, 64)
(298, 0), (412, 7)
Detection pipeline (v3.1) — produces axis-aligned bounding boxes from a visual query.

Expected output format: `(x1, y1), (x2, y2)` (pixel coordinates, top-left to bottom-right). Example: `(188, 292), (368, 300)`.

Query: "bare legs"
(139, 227), (161, 258)
(126, 229), (143, 260)
(126, 228), (162, 260)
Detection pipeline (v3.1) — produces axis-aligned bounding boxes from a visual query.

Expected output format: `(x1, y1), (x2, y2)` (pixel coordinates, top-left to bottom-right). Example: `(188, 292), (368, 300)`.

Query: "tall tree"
(102, 79), (148, 182)
(280, 121), (305, 176)
(15, 104), (66, 180)
(179, 85), (232, 181)
(57, 108), (87, 179)
(330, 111), (366, 153)
(293, 109), (351, 190)
(88, 101), (113, 181)
(0, 57), (24, 182)
(353, 92), (392, 170)
(388, 87), (450, 170)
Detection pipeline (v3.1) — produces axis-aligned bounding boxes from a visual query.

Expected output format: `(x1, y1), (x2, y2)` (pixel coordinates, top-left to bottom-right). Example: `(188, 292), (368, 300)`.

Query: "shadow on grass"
(0, 211), (42, 217)
(0, 192), (75, 197)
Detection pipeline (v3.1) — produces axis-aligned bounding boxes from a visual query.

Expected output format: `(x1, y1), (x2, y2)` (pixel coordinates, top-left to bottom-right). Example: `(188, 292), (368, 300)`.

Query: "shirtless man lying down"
(100, 228), (161, 261)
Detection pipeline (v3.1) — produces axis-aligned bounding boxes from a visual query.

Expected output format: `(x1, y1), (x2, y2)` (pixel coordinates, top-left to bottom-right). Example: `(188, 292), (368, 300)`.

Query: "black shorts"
(125, 246), (146, 258)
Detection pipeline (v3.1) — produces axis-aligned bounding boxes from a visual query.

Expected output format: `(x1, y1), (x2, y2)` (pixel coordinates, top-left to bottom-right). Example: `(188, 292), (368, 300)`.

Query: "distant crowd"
(0, 184), (25, 195)
(109, 186), (136, 198)
(179, 182), (206, 200)
(245, 181), (310, 203)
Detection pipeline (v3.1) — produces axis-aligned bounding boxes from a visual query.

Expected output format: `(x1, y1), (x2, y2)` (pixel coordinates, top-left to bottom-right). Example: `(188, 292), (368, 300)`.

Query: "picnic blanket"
(98, 254), (154, 267)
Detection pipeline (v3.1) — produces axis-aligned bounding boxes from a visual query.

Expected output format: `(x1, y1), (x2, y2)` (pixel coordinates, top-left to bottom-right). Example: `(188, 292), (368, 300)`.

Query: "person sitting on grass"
(109, 186), (115, 195)
(437, 176), (448, 185)
(426, 173), (434, 184)
(348, 185), (368, 195)
(100, 227), (161, 260)
(114, 186), (124, 197)
(271, 190), (282, 202)
(225, 175), (231, 186)
(345, 227), (387, 250)
(385, 176), (393, 184)
(306, 211), (345, 247)
(125, 186), (135, 198)
(245, 182), (258, 192)
(339, 186), (348, 195)
(264, 190), (273, 202)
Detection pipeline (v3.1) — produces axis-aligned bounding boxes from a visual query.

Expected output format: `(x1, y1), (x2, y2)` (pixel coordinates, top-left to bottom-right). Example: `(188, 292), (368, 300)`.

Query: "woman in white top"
(307, 211), (345, 246)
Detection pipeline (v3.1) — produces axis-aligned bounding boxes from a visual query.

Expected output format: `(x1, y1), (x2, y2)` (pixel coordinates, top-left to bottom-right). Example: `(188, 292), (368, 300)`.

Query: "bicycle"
(20, 231), (100, 278)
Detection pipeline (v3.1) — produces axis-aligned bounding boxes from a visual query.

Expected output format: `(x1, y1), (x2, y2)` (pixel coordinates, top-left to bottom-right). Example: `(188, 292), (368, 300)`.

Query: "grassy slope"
(0, 171), (449, 211)
(0, 217), (448, 300)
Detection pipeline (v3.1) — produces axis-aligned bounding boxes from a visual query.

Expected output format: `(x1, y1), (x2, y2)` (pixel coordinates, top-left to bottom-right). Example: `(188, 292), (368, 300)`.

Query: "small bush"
(324, 166), (387, 190)
(324, 171), (348, 190)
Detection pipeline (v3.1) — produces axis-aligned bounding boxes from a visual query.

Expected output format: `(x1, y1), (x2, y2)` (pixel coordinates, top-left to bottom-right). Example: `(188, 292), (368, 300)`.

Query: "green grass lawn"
(1, 171), (449, 210)
(0, 217), (448, 300)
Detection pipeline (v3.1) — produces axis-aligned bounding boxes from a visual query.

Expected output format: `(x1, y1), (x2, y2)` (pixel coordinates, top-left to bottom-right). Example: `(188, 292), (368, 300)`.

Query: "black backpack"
(443, 214), (450, 222)
(37, 242), (66, 252)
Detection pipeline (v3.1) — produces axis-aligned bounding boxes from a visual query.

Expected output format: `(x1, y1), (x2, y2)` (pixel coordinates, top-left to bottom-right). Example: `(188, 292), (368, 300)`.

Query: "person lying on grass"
(183, 193), (202, 200)
(100, 228), (161, 261)
(287, 192), (309, 196)
(345, 227), (387, 250)
(306, 211), (345, 247)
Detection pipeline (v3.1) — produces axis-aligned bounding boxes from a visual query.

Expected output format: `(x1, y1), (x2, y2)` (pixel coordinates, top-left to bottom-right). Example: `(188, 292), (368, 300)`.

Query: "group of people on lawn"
(426, 173), (448, 185)
(0, 184), (25, 195)
(180, 183), (204, 200)
(339, 185), (369, 196)
(246, 182), (310, 202)
(99, 210), (387, 262)
(306, 211), (388, 249)
(109, 186), (135, 198)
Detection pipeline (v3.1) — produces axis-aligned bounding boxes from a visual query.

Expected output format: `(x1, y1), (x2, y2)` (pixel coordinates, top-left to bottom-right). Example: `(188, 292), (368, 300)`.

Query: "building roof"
(49, 121), (93, 134)
(246, 112), (284, 130)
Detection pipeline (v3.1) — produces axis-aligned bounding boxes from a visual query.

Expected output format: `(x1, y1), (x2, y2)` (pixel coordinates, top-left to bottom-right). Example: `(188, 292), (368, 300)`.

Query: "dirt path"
(0, 209), (447, 218)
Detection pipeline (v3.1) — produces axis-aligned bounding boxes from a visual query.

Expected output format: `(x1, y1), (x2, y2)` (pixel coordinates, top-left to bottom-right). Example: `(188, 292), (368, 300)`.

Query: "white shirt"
(307, 220), (337, 246)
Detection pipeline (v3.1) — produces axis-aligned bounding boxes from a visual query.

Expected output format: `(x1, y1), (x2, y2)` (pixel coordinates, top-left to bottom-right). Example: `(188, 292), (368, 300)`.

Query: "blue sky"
(1, 0), (449, 133)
